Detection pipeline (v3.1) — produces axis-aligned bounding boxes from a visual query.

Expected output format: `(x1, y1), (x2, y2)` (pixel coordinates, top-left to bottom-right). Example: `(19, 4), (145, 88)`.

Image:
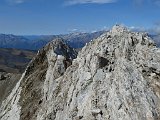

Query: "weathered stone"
(0, 25), (160, 120)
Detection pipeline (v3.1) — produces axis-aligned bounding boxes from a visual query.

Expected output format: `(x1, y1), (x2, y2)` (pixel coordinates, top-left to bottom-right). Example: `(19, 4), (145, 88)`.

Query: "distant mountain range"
(0, 31), (159, 51)
(150, 34), (160, 47)
(0, 34), (29, 50)
(0, 31), (105, 50)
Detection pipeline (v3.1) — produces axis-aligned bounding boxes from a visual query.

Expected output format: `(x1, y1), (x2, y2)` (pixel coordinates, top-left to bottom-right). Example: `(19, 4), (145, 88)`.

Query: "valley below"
(0, 48), (36, 73)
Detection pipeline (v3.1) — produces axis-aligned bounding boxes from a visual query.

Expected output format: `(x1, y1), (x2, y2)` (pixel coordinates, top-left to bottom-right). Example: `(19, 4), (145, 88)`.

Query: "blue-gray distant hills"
(0, 31), (105, 50)
(0, 31), (159, 51)
(150, 34), (160, 47)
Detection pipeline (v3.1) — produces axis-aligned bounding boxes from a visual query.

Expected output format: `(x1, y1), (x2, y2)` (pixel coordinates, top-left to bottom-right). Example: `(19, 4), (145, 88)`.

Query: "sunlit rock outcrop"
(0, 25), (160, 120)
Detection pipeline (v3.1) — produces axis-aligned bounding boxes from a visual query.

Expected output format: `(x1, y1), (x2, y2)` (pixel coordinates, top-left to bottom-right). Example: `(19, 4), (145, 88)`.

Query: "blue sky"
(0, 0), (160, 35)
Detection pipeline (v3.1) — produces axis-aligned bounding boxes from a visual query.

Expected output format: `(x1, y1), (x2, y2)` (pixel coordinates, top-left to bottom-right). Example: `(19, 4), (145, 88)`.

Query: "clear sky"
(0, 0), (160, 35)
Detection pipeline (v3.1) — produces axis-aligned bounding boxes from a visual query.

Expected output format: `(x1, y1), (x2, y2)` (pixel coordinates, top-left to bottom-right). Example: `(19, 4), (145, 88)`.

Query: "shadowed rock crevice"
(98, 56), (109, 68)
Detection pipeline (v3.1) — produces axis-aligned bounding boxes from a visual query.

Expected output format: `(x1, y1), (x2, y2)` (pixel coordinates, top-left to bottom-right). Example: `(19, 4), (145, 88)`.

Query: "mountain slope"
(0, 38), (77, 120)
(0, 25), (160, 120)
(0, 34), (30, 50)
(0, 72), (21, 106)
(0, 48), (36, 73)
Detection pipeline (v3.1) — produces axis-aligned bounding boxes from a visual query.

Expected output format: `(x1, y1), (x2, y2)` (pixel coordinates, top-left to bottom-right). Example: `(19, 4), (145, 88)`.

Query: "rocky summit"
(0, 25), (160, 120)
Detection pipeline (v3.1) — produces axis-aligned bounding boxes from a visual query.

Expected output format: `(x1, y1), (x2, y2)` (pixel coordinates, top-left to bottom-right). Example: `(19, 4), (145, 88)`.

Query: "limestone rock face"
(0, 25), (160, 120)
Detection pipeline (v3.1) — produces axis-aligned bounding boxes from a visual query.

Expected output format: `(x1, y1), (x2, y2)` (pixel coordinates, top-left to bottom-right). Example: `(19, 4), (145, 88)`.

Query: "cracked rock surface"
(0, 25), (160, 120)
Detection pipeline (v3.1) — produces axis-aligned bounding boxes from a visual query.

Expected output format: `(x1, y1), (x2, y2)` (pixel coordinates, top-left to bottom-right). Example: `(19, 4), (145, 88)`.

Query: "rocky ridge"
(0, 25), (160, 120)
